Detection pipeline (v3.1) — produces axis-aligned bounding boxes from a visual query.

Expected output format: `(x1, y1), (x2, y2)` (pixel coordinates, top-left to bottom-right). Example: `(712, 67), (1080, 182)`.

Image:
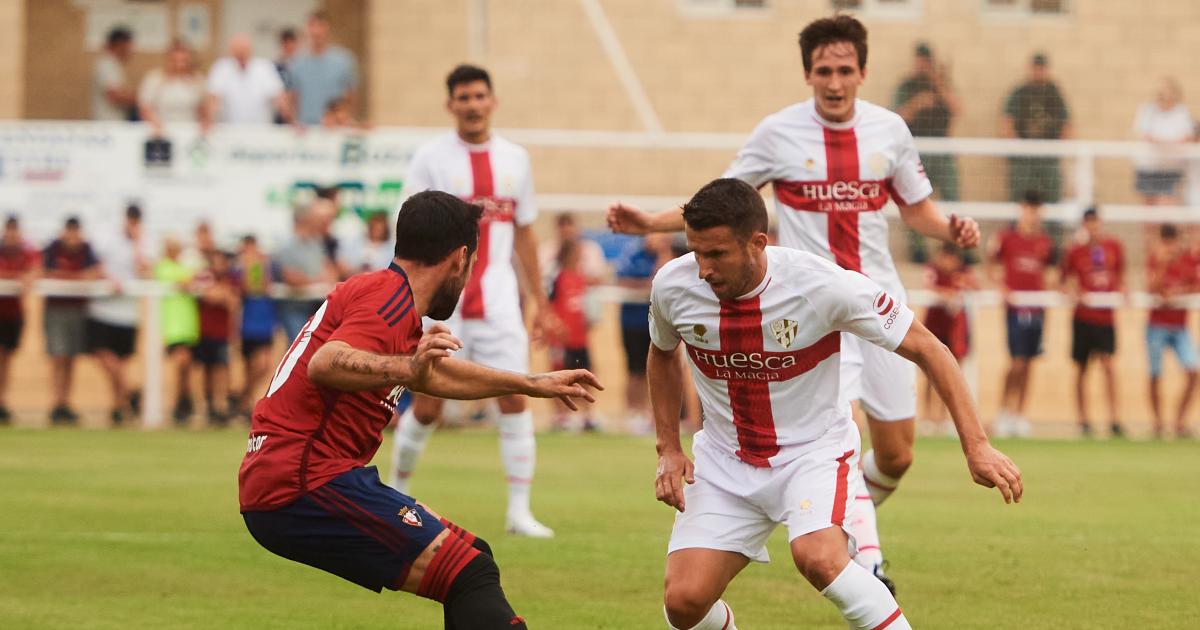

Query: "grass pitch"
(0, 428), (1197, 629)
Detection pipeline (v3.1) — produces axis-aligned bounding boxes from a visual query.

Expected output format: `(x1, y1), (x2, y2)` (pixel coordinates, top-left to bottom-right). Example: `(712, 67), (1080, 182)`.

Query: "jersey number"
(267, 300), (329, 397)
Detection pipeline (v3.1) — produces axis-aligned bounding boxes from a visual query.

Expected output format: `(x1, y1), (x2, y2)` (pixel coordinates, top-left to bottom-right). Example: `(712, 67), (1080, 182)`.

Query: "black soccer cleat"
(873, 562), (897, 596)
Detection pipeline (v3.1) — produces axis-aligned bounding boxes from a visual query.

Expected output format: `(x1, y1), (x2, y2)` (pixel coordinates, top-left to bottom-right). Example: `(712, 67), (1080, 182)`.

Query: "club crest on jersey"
(770, 318), (799, 348)
(692, 324), (708, 343)
(397, 506), (423, 527)
(873, 291), (895, 316)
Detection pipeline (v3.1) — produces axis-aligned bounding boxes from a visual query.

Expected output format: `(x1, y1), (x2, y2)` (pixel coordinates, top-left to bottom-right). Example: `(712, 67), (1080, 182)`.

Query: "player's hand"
(607, 202), (653, 235)
(964, 443), (1023, 504)
(525, 369), (603, 410)
(410, 324), (463, 385)
(949, 214), (980, 249)
(655, 449), (695, 512)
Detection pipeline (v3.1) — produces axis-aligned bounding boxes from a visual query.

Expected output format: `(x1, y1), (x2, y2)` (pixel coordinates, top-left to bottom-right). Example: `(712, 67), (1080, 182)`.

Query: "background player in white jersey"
(649, 179), (1020, 630)
(389, 64), (560, 538)
(608, 15), (980, 587)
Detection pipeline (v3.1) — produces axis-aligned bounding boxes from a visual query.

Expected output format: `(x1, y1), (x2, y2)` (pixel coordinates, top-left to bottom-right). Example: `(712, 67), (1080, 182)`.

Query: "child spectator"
(0, 217), (37, 424)
(194, 250), (239, 427)
(234, 236), (276, 417)
(546, 240), (596, 431)
(156, 238), (200, 426)
(921, 243), (976, 434)
(1145, 224), (1197, 438)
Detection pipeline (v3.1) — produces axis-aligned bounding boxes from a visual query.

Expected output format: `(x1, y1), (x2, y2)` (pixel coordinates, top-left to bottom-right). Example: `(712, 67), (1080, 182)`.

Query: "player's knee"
(791, 540), (846, 589)
(662, 577), (717, 627)
(873, 447), (913, 478)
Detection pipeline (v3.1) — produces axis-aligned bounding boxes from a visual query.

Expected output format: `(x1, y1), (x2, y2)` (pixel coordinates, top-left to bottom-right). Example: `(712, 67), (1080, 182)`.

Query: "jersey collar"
(387, 261), (410, 282)
(810, 99), (862, 130)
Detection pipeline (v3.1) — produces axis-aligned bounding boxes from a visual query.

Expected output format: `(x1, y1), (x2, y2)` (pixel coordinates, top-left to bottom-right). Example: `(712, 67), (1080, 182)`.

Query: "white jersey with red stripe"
(649, 246), (914, 468)
(403, 132), (537, 322)
(723, 99), (933, 299)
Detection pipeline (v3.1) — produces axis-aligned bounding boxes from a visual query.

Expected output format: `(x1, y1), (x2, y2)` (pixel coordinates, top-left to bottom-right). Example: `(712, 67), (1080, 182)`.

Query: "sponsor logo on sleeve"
(873, 291), (902, 329)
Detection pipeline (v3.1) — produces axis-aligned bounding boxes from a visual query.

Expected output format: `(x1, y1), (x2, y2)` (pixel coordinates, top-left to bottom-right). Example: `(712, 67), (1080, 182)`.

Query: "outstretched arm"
(607, 203), (685, 235)
(893, 319), (1023, 504)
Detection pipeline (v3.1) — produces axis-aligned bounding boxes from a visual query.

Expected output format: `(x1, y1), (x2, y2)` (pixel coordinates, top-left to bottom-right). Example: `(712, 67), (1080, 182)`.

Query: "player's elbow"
(306, 345), (337, 388)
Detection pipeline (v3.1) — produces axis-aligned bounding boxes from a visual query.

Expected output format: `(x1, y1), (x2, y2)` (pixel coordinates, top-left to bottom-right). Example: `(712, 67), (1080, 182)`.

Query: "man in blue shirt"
(288, 11), (358, 126)
(614, 234), (672, 433)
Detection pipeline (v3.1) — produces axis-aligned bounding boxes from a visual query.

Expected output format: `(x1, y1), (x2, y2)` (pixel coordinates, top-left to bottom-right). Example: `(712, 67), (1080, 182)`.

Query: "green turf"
(0, 428), (1197, 629)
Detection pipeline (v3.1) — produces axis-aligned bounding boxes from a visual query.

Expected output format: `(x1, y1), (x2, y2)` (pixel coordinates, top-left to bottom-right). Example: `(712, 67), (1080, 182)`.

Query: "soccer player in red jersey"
(1060, 207), (1125, 437)
(987, 191), (1055, 437)
(239, 191), (601, 629)
(607, 15), (980, 590)
(1145, 224), (1197, 438)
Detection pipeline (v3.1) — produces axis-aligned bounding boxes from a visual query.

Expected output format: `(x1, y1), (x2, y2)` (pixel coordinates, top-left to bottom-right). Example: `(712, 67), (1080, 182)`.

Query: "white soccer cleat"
(506, 514), (555, 538)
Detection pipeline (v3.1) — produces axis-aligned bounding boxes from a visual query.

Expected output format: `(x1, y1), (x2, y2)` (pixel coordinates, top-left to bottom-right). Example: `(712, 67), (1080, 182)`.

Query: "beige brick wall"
(0, 0), (23, 118)
(367, 0), (1200, 202)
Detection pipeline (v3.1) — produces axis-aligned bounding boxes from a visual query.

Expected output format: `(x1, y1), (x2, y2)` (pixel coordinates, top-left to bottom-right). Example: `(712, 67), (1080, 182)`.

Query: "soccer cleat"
(873, 561), (897, 596)
(506, 514), (555, 539)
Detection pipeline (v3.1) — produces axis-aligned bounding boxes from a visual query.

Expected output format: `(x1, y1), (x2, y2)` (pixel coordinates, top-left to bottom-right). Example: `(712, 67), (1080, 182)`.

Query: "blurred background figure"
(920, 243), (976, 435)
(1061, 208), (1125, 438)
(155, 238), (200, 426)
(287, 11), (358, 126)
(42, 217), (102, 425)
(233, 236), (276, 418)
(339, 212), (394, 274)
(1002, 53), (1071, 204)
(989, 191), (1055, 438)
(1144, 224), (1197, 439)
(274, 28), (299, 125)
(207, 34), (290, 126)
(92, 26), (135, 121)
(276, 198), (337, 341)
(194, 250), (239, 427)
(0, 217), (37, 425)
(87, 204), (151, 426)
(138, 39), (209, 135)
(1132, 78), (1195, 207)
(546, 239), (598, 432)
(614, 232), (672, 434)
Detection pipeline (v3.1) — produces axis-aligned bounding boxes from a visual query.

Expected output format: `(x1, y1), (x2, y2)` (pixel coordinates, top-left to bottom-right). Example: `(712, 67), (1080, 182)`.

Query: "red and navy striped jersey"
(239, 262), (421, 511)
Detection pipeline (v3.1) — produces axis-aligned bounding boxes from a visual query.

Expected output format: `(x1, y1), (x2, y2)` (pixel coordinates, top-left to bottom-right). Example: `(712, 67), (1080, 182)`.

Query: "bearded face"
(425, 253), (473, 320)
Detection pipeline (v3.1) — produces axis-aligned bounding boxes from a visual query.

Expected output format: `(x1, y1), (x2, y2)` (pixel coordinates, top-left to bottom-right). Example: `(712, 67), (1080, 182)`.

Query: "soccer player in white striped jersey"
(608, 15), (981, 588)
(389, 64), (560, 538)
(649, 178), (1019, 630)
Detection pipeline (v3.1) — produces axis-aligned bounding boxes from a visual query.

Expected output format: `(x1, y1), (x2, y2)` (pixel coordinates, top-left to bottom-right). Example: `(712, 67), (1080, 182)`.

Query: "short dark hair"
(279, 28), (297, 42)
(798, 15), (868, 73)
(682, 178), (768, 238)
(1161, 223), (1179, 241)
(65, 216), (81, 229)
(394, 191), (483, 265)
(125, 203), (142, 221)
(446, 64), (492, 96)
(107, 26), (132, 47)
(555, 212), (576, 228)
(4, 215), (18, 229)
(1082, 206), (1099, 221)
(1021, 189), (1043, 206)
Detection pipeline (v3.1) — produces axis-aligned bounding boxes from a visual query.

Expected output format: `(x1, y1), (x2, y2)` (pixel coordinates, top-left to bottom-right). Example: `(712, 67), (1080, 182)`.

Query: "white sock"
(499, 410), (536, 518)
(848, 491), (884, 570)
(664, 599), (736, 630)
(821, 561), (910, 630)
(862, 449), (901, 506)
(389, 408), (434, 493)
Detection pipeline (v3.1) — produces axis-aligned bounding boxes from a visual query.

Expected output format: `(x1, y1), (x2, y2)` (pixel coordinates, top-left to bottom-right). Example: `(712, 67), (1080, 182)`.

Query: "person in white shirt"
(92, 27), (136, 121)
(138, 40), (209, 135)
(650, 178), (1020, 630)
(607, 15), (980, 590)
(389, 64), (560, 538)
(1133, 77), (1196, 206)
(207, 34), (291, 126)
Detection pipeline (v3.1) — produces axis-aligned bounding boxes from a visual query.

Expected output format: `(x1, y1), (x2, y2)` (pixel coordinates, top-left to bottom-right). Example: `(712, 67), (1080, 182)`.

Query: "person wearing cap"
(1001, 52), (1072, 203)
(894, 41), (961, 263)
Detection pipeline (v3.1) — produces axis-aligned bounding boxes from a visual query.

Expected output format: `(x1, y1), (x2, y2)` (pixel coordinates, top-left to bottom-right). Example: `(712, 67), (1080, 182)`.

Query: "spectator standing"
(339, 213), (394, 274)
(920, 243), (975, 434)
(42, 217), (102, 425)
(194, 251), (239, 426)
(1061, 208), (1125, 438)
(1145, 224), (1197, 438)
(894, 42), (960, 202)
(1133, 78), (1195, 206)
(0, 217), (37, 424)
(92, 27), (136, 121)
(538, 213), (608, 283)
(207, 34), (290, 125)
(1002, 53), (1071, 203)
(155, 238), (200, 425)
(547, 239), (597, 432)
(275, 200), (337, 341)
(87, 205), (152, 425)
(233, 236), (276, 417)
(138, 40), (209, 135)
(614, 233), (673, 434)
(988, 191), (1055, 438)
(287, 11), (358, 126)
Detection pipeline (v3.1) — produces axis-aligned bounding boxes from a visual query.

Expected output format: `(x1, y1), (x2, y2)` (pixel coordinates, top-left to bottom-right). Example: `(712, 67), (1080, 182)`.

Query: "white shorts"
(840, 332), (917, 422)
(427, 314), (530, 374)
(667, 423), (863, 564)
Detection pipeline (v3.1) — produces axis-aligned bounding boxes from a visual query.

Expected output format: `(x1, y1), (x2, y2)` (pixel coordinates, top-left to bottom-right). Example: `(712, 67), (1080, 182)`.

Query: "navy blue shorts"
(242, 466), (445, 592)
(1006, 308), (1044, 359)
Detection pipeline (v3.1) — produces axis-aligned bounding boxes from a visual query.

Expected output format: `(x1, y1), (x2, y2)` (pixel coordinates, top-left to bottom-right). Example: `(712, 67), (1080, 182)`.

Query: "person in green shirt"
(155, 238), (200, 425)
(1002, 53), (1072, 203)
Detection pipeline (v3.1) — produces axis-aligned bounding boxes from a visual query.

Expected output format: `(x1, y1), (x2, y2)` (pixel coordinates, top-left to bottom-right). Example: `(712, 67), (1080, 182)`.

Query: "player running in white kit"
(649, 179), (1019, 630)
(607, 15), (981, 587)
(389, 64), (559, 538)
